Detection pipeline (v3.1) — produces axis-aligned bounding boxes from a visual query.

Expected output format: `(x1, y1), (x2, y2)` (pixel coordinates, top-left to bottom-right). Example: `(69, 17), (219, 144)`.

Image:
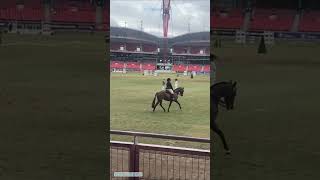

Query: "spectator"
(162, 79), (166, 90)
(174, 79), (179, 89)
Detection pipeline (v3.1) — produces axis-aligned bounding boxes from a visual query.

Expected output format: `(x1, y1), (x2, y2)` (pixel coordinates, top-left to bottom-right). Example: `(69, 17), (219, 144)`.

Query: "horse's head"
(180, 87), (184, 96)
(175, 87), (184, 96)
(225, 81), (237, 110)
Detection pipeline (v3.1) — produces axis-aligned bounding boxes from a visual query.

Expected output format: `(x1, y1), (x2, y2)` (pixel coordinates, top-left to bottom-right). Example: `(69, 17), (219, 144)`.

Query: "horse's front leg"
(167, 101), (172, 112)
(212, 120), (231, 155)
(174, 100), (182, 110)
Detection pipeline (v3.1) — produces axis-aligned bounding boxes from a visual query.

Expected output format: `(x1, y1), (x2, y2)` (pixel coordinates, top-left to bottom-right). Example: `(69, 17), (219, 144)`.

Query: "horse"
(211, 81), (237, 155)
(151, 87), (184, 112)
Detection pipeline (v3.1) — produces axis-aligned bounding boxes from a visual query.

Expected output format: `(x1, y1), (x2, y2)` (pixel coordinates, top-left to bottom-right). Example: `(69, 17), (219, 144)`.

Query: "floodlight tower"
(162, 0), (171, 38)
(162, 0), (171, 64)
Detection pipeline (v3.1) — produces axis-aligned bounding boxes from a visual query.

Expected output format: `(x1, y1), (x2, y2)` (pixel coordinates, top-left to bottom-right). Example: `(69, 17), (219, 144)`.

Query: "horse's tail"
(152, 93), (157, 108)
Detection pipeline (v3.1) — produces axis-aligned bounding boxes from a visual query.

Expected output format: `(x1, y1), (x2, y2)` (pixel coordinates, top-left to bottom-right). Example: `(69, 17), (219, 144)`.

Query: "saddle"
(164, 90), (176, 99)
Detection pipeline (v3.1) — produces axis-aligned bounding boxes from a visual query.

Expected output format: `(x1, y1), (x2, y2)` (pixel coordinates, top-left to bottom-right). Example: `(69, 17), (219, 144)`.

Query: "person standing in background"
(162, 79), (166, 90)
(174, 79), (179, 89)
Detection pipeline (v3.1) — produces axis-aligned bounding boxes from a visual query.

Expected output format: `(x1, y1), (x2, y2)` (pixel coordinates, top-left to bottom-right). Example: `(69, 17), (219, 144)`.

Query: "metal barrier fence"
(235, 30), (275, 45)
(110, 130), (210, 180)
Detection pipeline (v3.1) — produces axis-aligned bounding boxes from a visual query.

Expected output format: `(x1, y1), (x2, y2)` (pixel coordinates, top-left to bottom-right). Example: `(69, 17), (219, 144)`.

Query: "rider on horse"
(166, 78), (175, 100)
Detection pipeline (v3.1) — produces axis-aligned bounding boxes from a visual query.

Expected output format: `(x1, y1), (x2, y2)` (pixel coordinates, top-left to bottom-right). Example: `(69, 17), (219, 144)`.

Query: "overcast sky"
(110, 0), (210, 37)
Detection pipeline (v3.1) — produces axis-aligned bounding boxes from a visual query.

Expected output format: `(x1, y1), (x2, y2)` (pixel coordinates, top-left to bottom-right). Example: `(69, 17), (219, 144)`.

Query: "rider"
(166, 78), (175, 100)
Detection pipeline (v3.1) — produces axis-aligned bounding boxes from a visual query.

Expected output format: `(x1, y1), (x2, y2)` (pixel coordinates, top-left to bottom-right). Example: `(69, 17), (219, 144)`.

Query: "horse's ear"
(233, 81), (237, 87)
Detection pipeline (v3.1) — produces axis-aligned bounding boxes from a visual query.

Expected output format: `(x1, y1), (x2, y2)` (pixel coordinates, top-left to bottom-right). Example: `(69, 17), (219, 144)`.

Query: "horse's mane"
(212, 81), (231, 88)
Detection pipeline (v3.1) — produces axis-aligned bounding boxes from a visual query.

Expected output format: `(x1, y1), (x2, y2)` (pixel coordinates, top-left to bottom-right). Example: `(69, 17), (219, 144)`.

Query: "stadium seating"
(211, 8), (244, 29)
(111, 61), (125, 69)
(187, 64), (202, 72)
(173, 64), (187, 72)
(24, 0), (42, 9)
(141, 63), (156, 70)
(0, 8), (18, 20)
(190, 47), (208, 54)
(125, 43), (137, 51)
(51, 10), (95, 23)
(249, 8), (295, 31)
(203, 65), (210, 73)
(0, 1), (16, 9)
(172, 46), (188, 54)
(0, 1), (108, 26)
(142, 44), (157, 52)
(125, 62), (140, 70)
(111, 61), (156, 71)
(110, 43), (122, 50)
(299, 11), (320, 32)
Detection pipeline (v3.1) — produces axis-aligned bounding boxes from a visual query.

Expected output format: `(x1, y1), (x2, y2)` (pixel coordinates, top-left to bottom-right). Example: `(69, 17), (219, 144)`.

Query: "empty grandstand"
(110, 27), (210, 74)
(0, 0), (108, 34)
(212, 0), (320, 43)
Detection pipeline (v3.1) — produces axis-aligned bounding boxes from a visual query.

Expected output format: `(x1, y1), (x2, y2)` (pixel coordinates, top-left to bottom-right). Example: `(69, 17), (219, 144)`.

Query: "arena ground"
(0, 32), (107, 179)
(212, 39), (320, 179)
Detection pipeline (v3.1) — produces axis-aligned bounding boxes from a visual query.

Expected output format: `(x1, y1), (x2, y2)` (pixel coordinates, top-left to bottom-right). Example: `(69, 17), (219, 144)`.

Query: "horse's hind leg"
(159, 100), (166, 112)
(212, 121), (231, 154)
(153, 100), (160, 112)
(167, 101), (173, 112)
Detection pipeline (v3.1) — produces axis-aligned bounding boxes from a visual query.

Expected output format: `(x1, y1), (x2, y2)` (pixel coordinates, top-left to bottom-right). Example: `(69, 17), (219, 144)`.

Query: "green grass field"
(212, 40), (320, 179)
(0, 33), (107, 179)
(110, 72), (210, 147)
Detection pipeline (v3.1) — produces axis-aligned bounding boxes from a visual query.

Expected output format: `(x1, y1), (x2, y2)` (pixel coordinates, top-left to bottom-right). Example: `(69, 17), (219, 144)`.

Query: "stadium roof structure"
(110, 27), (159, 43)
(110, 26), (210, 47)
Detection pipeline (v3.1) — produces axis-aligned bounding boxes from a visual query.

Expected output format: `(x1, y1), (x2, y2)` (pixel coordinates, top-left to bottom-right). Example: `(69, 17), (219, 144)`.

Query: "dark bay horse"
(211, 81), (237, 154)
(152, 87), (184, 112)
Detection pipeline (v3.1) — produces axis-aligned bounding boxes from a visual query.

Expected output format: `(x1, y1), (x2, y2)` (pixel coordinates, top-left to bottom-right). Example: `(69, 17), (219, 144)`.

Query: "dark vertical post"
(129, 136), (140, 180)
(298, 0), (302, 9)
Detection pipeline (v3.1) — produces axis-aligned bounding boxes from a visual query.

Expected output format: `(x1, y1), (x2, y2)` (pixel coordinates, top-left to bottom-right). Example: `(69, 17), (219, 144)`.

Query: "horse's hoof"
(225, 150), (231, 155)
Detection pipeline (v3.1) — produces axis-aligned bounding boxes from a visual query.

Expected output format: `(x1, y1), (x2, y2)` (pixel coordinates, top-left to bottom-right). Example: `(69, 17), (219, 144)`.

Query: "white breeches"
(167, 89), (174, 94)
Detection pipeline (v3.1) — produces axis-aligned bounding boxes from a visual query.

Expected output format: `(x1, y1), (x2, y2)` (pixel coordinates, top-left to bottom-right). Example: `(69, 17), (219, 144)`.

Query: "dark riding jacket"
(166, 81), (174, 90)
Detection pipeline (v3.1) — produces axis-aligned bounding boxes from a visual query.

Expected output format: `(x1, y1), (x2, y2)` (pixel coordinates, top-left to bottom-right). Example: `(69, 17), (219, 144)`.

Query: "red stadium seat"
(141, 63), (156, 70)
(249, 8), (295, 31)
(299, 11), (320, 32)
(126, 62), (140, 70)
(0, 0), (101, 23)
(203, 65), (210, 73)
(211, 8), (244, 29)
(111, 61), (125, 69)
(173, 64), (187, 72)
(188, 65), (202, 72)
